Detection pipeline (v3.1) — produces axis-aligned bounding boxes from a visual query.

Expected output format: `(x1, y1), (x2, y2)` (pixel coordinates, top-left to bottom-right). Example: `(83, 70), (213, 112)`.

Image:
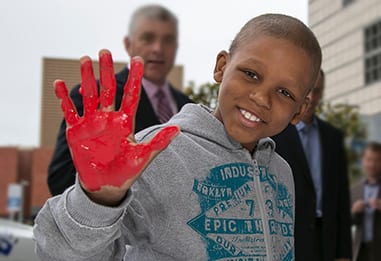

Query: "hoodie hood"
(164, 103), (276, 164)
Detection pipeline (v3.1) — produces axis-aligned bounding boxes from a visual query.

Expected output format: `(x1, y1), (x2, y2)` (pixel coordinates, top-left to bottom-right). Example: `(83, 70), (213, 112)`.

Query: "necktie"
(155, 89), (173, 123)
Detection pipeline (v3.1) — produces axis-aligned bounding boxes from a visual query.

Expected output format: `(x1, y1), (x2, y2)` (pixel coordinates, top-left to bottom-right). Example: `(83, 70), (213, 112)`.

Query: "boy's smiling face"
(213, 35), (314, 152)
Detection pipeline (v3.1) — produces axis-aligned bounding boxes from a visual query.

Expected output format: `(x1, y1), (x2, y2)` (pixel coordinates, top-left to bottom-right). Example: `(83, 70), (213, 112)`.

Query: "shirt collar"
(296, 116), (318, 132)
(296, 121), (307, 132)
(141, 77), (170, 101)
(365, 177), (381, 186)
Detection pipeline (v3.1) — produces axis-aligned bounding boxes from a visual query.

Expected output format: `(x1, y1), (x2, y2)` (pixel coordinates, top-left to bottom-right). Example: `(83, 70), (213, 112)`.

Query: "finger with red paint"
(54, 80), (79, 126)
(54, 50), (179, 206)
(80, 54), (99, 116)
(99, 49), (116, 110)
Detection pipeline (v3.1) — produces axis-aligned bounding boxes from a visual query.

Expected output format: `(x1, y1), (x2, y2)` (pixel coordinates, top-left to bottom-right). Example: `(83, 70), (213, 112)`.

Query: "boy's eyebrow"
(238, 57), (267, 72)
(240, 57), (263, 66)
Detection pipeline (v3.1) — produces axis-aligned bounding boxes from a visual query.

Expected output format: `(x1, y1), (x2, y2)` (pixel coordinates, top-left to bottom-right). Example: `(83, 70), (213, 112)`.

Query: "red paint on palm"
(54, 50), (180, 191)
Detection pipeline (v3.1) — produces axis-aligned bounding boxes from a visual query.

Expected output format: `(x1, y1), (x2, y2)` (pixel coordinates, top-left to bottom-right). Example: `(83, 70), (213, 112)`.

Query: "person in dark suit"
(48, 4), (192, 196)
(272, 69), (352, 261)
(351, 141), (381, 261)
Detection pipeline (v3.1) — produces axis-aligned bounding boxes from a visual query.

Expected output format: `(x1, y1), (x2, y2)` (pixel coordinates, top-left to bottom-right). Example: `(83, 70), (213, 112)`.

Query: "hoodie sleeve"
(33, 179), (132, 261)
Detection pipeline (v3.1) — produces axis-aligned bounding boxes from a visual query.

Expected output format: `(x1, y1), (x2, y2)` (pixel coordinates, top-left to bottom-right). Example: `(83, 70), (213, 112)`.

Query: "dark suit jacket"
(351, 178), (381, 260)
(48, 67), (192, 196)
(272, 119), (352, 261)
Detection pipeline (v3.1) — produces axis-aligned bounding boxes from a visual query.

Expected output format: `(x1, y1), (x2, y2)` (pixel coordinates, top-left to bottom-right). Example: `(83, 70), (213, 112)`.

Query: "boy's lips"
(239, 108), (264, 123)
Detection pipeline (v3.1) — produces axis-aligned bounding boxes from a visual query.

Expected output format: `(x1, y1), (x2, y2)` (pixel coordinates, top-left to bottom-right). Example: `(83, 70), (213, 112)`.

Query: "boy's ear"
(213, 51), (229, 83)
(290, 96), (310, 125)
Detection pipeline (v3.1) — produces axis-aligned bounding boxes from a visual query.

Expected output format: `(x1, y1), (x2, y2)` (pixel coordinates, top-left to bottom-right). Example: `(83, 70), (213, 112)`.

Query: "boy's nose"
(249, 89), (271, 110)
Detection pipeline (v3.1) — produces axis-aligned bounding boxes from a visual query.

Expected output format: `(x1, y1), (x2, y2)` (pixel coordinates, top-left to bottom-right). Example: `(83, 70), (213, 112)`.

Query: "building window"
(343, 0), (354, 7)
(364, 20), (381, 85)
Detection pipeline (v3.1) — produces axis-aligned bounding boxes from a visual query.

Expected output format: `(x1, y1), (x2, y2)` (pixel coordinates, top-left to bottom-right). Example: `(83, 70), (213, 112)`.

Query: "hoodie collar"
(168, 104), (275, 161)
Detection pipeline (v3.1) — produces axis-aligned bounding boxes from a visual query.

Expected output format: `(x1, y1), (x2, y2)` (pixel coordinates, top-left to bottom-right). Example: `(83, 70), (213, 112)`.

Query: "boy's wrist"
(64, 180), (129, 228)
(81, 183), (129, 207)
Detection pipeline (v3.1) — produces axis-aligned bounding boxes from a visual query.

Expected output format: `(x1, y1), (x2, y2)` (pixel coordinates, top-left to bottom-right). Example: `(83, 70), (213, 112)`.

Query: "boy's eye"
(278, 88), (295, 101)
(244, 70), (259, 80)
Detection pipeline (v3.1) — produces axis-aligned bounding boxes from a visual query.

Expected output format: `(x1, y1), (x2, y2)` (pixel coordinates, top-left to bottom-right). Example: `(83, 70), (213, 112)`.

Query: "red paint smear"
(57, 51), (179, 191)
(69, 124), (179, 191)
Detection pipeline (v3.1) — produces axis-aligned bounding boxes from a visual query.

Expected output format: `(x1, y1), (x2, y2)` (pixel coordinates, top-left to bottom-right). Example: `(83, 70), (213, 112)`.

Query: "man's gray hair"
(128, 4), (178, 37)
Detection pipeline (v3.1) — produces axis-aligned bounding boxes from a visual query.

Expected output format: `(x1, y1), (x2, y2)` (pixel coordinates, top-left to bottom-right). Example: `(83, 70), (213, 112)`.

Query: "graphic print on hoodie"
(187, 162), (294, 261)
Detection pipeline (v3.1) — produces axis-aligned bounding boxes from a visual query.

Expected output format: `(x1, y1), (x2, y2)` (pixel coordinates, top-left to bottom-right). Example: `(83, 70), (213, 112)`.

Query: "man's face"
(302, 70), (324, 122)
(124, 18), (177, 86)
(213, 35), (313, 151)
(362, 148), (381, 179)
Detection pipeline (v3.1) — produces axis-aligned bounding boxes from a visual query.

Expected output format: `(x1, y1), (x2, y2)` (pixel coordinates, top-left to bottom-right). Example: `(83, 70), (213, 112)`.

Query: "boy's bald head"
(229, 13), (322, 89)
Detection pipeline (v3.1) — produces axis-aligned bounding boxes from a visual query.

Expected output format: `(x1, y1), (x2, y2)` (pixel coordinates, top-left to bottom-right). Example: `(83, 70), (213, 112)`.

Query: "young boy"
(34, 13), (321, 261)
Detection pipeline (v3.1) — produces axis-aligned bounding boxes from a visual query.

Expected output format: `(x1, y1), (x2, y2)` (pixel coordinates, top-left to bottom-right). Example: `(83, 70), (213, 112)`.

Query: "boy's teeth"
(240, 109), (261, 122)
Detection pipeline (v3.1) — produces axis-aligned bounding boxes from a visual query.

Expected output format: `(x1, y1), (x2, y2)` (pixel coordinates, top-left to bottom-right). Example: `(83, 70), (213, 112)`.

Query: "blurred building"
(309, 0), (381, 141)
(0, 147), (52, 221)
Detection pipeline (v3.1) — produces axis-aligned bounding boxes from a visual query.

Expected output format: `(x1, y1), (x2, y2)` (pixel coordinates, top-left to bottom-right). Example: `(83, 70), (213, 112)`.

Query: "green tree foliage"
(184, 81), (219, 110)
(185, 82), (367, 183)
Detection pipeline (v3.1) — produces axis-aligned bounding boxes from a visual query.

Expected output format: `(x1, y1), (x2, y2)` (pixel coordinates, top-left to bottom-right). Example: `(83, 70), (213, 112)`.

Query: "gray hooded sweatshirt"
(34, 104), (295, 261)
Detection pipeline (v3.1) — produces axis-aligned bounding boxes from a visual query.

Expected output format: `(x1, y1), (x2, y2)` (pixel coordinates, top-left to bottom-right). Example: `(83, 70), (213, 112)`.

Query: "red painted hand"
(54, 50), (179, 193)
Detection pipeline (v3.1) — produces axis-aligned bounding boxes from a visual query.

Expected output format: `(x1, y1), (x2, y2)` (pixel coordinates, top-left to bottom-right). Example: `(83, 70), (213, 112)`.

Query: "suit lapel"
(114, 67), (129, 110)
(168, 85), (179, 109)
(317, 119), (330, 203)
(351, 179), (365, 203)
(290, 125), (316, 189)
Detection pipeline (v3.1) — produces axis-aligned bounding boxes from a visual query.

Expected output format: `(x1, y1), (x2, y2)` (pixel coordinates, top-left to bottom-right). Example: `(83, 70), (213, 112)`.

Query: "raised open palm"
(54, 50), (179, 193)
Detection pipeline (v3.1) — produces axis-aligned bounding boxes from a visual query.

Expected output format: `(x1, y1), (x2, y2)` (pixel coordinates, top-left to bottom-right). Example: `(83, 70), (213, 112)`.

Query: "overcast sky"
(0, 0), (307, 147)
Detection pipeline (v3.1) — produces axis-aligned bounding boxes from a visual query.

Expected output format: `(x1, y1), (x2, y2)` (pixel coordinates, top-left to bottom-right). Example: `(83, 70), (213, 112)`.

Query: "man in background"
(48, 4), (192, 196)
(351, 141), (381, 261)
(272, 69), (352, 261)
